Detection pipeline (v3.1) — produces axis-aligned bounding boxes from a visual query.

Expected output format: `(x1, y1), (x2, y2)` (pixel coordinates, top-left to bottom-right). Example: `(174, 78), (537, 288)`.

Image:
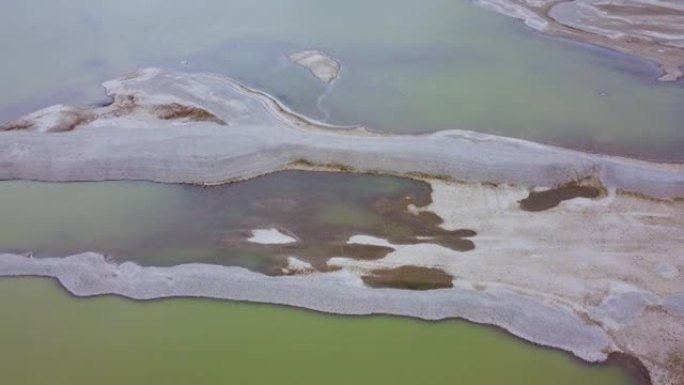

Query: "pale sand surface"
(0, 68), (682, 384)
(0, 69), (681, 198)
(334, 181), (684, 385)
(289, 50), (341, 84)
(247, 228), (298, 245)
(473, 0), (684, 81)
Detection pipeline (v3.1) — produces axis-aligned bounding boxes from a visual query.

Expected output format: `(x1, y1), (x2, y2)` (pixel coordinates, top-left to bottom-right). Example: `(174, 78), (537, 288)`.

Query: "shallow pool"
(0, 171), (476, 274)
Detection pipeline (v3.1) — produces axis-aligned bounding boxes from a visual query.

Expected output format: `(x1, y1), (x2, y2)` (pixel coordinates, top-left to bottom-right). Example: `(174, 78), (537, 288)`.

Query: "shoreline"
(0, 253), (620, 362)
(0, 253), (668, 385)
(0, 274), (655, 385)
(472, 0), (684, 82)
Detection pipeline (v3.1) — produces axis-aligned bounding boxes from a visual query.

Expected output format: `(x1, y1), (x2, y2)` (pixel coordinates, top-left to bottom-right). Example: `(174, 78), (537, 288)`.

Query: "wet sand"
(473, 0), (684, 81)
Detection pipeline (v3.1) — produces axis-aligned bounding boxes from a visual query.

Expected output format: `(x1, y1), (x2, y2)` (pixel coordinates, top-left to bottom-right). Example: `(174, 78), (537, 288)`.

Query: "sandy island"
(473, 0), (684, 81)
(0, 68), (682, 384)
(289, 50), (341, 84)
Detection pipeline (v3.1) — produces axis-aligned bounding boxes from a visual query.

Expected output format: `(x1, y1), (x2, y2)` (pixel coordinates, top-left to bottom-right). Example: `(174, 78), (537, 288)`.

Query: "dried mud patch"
(153, 103), (226, 125)
(361, 266), (454, 290)
(519, 183), (602, 212)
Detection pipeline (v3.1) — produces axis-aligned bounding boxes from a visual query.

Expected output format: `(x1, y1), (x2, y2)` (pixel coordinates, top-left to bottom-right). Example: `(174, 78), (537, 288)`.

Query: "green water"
(0, 278), (631, 385)
(0, 0), (682, 159)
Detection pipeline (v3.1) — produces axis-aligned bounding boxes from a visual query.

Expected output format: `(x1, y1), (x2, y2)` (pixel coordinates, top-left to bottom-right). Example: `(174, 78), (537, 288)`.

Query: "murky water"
(0, 171), (478, 275)
(0, 278), (633, 385)
(0, 0), (682, 159)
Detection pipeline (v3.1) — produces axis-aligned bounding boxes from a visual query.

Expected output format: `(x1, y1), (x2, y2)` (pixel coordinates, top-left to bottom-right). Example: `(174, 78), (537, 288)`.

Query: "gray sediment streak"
(472, 0), (684, 81)
(0, 252), (615, 363)
(0, 69), (682, 199)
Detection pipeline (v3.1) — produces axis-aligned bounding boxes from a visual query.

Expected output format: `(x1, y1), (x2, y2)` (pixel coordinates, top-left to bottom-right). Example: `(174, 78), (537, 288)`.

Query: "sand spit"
(0, 252), (615, 362)
(0, 68), (683, 383)
(473, 0), (684, 81)
(0, 69), (682, 199)
(289, 50), (341, 84)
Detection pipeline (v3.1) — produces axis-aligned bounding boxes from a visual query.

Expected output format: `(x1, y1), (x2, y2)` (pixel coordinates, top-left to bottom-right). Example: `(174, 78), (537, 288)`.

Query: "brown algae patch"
(0, 93), (225, 133)
(519, 183), (602, 212)
(153, 103), (226, 125)
(361, 266), (454, 290)
(0, 120), (35, 131)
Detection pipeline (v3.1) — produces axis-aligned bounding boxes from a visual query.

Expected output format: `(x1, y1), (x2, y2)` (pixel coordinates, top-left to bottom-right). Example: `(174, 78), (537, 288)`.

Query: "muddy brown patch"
(362, 266), (454, 290)
(0, 120), (35, 131)
(372, 197), (476, 251)
(51, 111), (95, 132)
(153, 103), (226, 125)
(519, 183), (602, 212)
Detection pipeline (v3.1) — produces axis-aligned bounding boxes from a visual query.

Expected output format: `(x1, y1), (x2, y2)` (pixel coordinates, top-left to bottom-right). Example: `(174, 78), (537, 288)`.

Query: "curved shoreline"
(0, 253), (673, 385)
(0, 68), (682, 384)
(472, 0), (684, 82)
(0, 253), (617, 362)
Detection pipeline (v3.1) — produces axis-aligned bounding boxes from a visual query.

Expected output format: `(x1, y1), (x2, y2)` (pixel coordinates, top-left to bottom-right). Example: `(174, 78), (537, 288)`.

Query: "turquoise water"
(0, 0), (682, 159)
